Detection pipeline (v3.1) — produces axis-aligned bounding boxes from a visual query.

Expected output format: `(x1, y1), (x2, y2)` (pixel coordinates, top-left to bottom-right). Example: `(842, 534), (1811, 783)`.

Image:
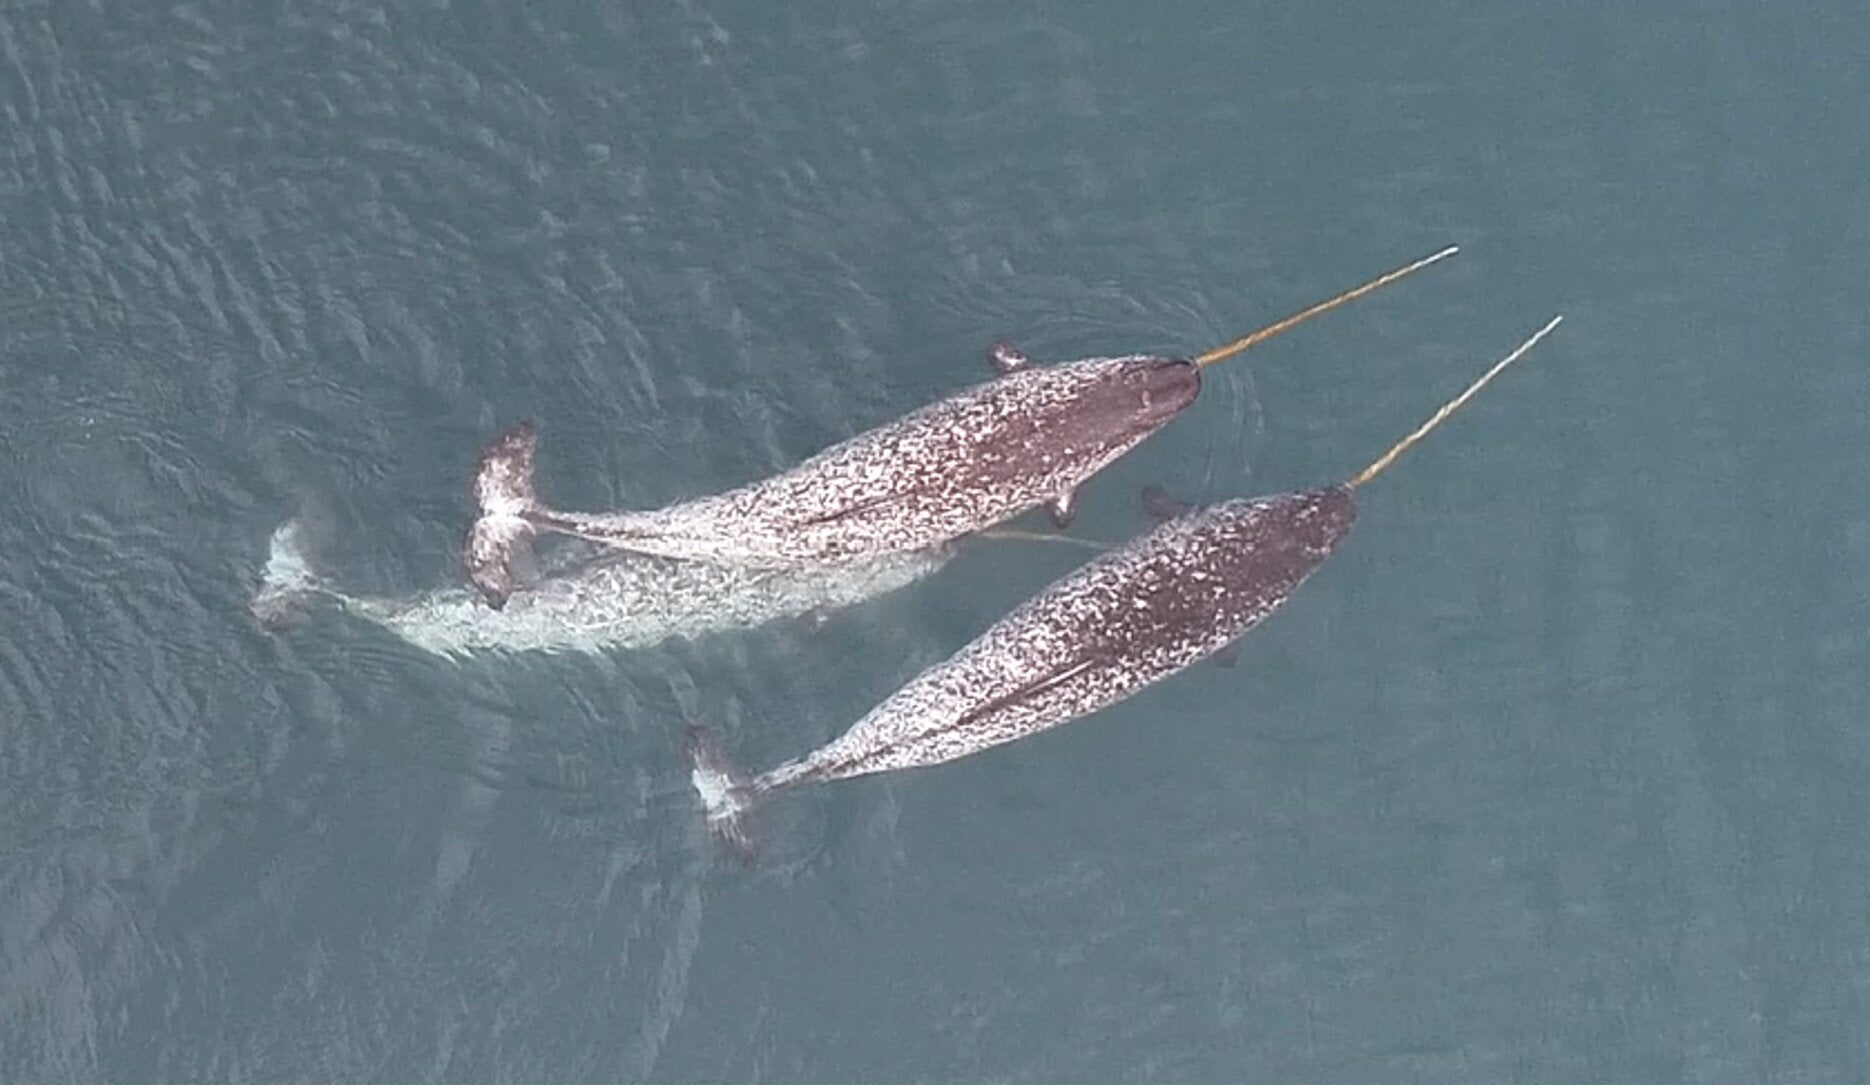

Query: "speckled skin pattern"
(256, 520), (948, 657)
(525, 354), (1198, 566)
(463, 421), (542, 608)
(749, 487), (1357, 793)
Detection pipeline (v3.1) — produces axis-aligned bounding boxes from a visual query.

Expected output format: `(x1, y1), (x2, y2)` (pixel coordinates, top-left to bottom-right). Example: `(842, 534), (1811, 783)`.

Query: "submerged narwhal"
(251, 519), (950, 657)
(464, 248), (1459, 607)
(688, 316), (1564, 844)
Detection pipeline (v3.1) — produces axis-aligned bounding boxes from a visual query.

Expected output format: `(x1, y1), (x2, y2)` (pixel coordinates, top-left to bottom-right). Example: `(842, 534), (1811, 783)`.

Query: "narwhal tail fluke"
(684, 727), (759, 859)
(464, 421), (543, 609)
(252, 519), (331, 629)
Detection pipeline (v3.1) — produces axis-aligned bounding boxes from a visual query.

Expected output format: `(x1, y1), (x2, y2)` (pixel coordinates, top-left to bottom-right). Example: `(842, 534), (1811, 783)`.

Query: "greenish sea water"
(2, 4), (1866, 1082)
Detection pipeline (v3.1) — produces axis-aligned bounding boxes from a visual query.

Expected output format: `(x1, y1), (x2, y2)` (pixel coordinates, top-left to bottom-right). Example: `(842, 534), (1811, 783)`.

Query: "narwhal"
(464, 248), (1459, 607)
(251, 519), (951, 657)
(687, 315), (1564, 844)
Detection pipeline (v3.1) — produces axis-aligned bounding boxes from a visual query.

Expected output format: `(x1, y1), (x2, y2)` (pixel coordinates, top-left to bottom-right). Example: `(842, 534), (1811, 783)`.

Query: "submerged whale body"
(254, 520), (949, 657)
(466, 351), (1201, 606)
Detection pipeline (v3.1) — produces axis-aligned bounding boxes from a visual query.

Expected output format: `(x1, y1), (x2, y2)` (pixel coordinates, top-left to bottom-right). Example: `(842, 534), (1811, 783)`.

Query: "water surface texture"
(3, 4), (1867, 1082)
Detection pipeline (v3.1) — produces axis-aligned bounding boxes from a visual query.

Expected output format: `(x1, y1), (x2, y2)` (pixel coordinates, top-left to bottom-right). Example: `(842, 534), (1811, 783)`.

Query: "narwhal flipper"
(1141, 484), (1195, 524)
(986, 341), (1030, 374)
(1047, 489), (1076, 529)
(463, 421), (542, 609)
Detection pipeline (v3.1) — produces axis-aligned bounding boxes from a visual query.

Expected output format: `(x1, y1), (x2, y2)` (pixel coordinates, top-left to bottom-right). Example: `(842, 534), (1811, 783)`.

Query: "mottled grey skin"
(464, 421), (543, 608)
(467, 353), (1200, 606)
(691, 487), (1356, 836)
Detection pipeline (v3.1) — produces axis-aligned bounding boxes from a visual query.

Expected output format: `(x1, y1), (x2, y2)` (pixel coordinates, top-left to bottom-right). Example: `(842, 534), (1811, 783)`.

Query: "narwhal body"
(689, 316), (1563, 842)
(253, 520), (948, 657)
(467, 353), (1196, 606)
(688, 488), (1350, 839)
(465, 249), (1460, 607)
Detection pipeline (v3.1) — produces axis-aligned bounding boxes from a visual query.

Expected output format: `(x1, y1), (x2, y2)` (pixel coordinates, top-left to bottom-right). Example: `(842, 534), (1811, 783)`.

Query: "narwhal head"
(1016, 355), (1202, 466)
(1265, 484), (1359, 559)
(1099, 355), (1203, 432)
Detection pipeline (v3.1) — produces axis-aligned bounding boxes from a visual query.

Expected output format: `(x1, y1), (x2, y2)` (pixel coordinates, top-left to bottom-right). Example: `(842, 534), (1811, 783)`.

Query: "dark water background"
(3, 3), (1867, 1082)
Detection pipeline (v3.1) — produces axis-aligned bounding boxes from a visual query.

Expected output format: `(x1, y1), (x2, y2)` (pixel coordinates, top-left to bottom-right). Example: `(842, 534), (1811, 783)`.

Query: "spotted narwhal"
(464, 248), (1459, 607)
(688, 316), (1563, 844)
